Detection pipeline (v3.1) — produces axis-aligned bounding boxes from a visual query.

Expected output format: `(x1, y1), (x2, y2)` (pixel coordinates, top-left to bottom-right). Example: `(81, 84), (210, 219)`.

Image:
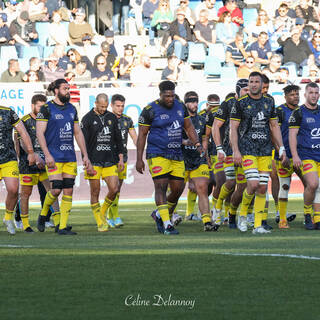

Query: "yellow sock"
(279, 200), (287, 221)
(230, 203), (238, 216)
(202, 213), (211, 224)
(108, 193), (120, 220)
(314, 211), (320, 223)
(100, 196), (113, 220)
(4, 209), (13, 221)
(224, 201), (230, 218)
(239, 189), (254, 217)
(167, 201), (176, 219)
(21, 213), (30, 230)
(262, 208), (268, 221)
(52, 211), (61, 226)
(91, 202), (103, 227)
(186, 190), (197, 216)
(157, 204), (170, 223)
(216, 184), (233, 211)
(254, 193), (266, 228)
(59, 195), (72, 230)
(212, 196), (218, 208)
(40, 191), (57, 217)
(304, 204), (313, 216)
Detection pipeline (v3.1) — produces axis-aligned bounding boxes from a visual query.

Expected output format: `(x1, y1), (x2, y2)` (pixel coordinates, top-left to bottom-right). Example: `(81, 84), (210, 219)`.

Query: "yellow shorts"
(272, 149), (275, 160)
(276, 159), (294, 178)
(85, 165), (118, 180)
(147, 157), (185, 179)
(212, 156), (224, 174)
(236, 166), (246, 184)
(301, 160), (320, 176)
(185, 164), (210, 181)
(118, 162), (127, 180)
(224, 156), (234, 169)
(242, 155), (272, 172)
(0, 161), (19, 180)
(19, 171), (48, 186)
(46, 162), (77, 177)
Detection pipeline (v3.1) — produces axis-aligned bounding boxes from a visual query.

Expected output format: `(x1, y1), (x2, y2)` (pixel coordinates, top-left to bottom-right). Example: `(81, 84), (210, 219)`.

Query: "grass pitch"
(1, 199), (320, 320)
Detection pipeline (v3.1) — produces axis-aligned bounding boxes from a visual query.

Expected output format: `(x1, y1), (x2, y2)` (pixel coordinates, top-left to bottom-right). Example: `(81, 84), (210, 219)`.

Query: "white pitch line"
(0, 244), (34, 248)
(221, 252), (320, 261)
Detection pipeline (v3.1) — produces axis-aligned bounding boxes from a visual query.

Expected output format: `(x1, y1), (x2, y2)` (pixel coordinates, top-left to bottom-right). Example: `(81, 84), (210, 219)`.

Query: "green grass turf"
(1, 199), (320, 320)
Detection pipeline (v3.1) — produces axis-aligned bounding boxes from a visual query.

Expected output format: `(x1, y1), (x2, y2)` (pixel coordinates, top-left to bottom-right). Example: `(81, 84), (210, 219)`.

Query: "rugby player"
(182, 91), (217, 231)
(107, 94), (137, 228)
(81, 93), (125, 232)
(1, 106), (36, 234)
(289, 82), (320, 230)
(36, 79), (92, 235)
(275, 85), (303, 228)
(230, 72), (287, 234)
(136, 81), (203, 235)
(17, 94), (60, 233)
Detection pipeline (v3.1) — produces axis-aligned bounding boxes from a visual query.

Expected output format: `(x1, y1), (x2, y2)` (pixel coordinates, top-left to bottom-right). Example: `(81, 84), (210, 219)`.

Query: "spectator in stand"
(119, 44), (136, 82)
(68, 7), (94, 45)
(273, 3), (295, 37)
(130, 53), (155, 86)
(9, 10), (40, 58)
(47, 10), (70, 46)
(195, 0), (217, 22)
(237, 54), (261, 78)
(27, 0), (49, 22)
(24, 56), (45, 81)
(93, 41), (116, 71)
(161, 54), (181, 81)
(295, 0), (319, 34)
(51, 44), (70, 70)
(278, 25), (314, 75)
(78, 0), (97, 33)
(77, 33), (100, 64)
(64, 71), (80, 106)
(0, 58), (24, 82)
(103, 29), (118, 56)
(308, 30), (320, 68)
(277, 67), (290, 84)
(71, 59), (92, 82)
(261, 53), (283, 81)
(0, 13), (14, 45)
(91, 54), (118, 87)
(216, 11), (238, 46)
(42, 55), (65, 82)
(175, 0), (196, 26)
(250, 31), (272, 66)
(217, 0), (243, 27)
(194, 9), (216, 49)
(4, 0), (22, 26)
(45, 0), (70, 20)
(112, 0), (130, 35)
(130, 0), (144, 35)
(225, 31), (250, 67)
(273, 0), (297, 18)
(142, 0), (159, 45)
(23, 69), (40, 82)
(66, 47), (93, 72)
(150, 0), (173, 48)
(168, 7), (193, 60)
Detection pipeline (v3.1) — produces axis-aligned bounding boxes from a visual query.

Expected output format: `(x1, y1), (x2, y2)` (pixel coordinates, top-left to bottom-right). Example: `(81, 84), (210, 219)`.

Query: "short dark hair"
(225, 92), (236, 100)
(207, 94), (219, 101)
(249, 71), (263, 81)
(31, 94), (46, 105)
(184, 91), (198, 103)
(305, 82), (319, 90)
(283, 85), (300, 95)
(261, 73), (270, 84)
(111, 94), (125, 104)
(159, 80), (175, 92)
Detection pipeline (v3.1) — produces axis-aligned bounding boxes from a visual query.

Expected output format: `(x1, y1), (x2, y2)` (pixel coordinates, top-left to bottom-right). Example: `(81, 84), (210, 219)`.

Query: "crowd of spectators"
(0, 0), (319, 86)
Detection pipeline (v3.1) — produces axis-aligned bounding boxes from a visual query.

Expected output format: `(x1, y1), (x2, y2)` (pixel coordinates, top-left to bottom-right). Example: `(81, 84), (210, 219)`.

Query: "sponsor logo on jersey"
(215, 162), (223, 169)
(311, 128), (320, 139)
(124, 121), (127, 126)
(169, 120), (181, 130)
(93, 121), (97, 125)
(307, 117), (315, 123)
(303, 163), (313, 171)
(60, 144), (73, 151)
(108, 120), (112, 125)
(152, 166), (162, 174)
(22, 176), (33, 183)
(168, 142), (180, 148)
(247, 105), (252, 109)
(256, 112), (265, 121)
(37, 112), (44, 119)
(48, 166), (58, 173)
(102, 127), (110, 135)
(251, 132), (267, 139)
(160, 114), (169, 120)
(312, 144), (320, 148)
(69, 113), (75, 119)
(216, 109), (223, 116)
(92, 170), (97, 175)
(288, 115), (295, 123)
(96, 144), (111, 151)
(12, 170), (19, 176)
(237, 174), (245, 181)
(55, 114), (64, 119)
(177, 110), (183, 117)
(278, 168), (288, 176)
(138, 116), (145, 124)
(63, 122), (72, 131)
(243, 159), (254, 167)
(225, 157), (233, 164)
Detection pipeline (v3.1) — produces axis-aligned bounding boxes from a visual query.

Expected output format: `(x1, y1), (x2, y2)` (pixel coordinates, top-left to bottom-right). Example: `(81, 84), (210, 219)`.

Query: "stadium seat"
(302, 65), (310, 77)
(214, 0), (224, 11)
(43, 46), (54, 58)
(22, 46), (41, 59)
(18, 58), (30, 72)
(243, 8), (258, 28)
(208, 43), (225, 63)
(204, 56), (222, 77)
(189, 0), (200, 11)
(0, 45), (18, 60)
(35, 22), (50, 46)
(187, 42), (207, 65)
(220, 65), (237, 81)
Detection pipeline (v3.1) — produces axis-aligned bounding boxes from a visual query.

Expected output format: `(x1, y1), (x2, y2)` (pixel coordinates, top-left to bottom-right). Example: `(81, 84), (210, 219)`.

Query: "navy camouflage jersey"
(182, 114), (206, 171)
(0, 106), (20, 164)
(275, 104), (296, 160)
(230, 94), (277, 156)
(138, 99), (189, 161)
(288, 104), (320, 162)
(118, 114), (134, 163)
(18, 114), (45, 174)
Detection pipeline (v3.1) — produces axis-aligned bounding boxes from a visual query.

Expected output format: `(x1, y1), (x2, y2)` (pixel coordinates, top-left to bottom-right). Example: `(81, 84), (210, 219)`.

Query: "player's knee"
(20, 188), (32, 199)
(225, 179), (236, 190)
(7, 186), (18, 198)
(63, 178), (75, 189)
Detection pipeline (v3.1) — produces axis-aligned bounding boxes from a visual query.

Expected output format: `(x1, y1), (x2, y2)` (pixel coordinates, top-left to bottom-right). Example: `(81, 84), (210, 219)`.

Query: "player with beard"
(182, 91), (217, 231)
(136, 81), (203, 235)
(81, 93), (125, 232)
(36, 79), (93, 235)
(275, 85), (304, 228)
(230, 72), (287, 234)
(289, 82), (320, 230)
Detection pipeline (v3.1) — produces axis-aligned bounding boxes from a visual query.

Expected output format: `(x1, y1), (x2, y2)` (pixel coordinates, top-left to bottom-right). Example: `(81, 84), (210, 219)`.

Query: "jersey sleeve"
(10, 109), (20, 127)
(36, 105), (50, 121)
(138, 105), (154, 126)
(288, 108), (302, 128)
(269, 98), (277, 120)
(74, 108), (79, 123)
(206, 110), (214, 128)
(276, 106), (284, 125)
(215, 100), (229, 123)
(80, 114), (90, 146)
(230, 100), (242, 121)
(114, 116), (125, 155)
(183, 104), (190, 119)
(128, 117), (134, 129)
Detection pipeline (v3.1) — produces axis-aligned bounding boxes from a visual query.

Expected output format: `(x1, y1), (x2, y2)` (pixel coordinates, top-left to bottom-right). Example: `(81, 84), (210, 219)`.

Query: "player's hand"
(217, 150), (226, 162)
(292, 155), (302, 169)
(136, 159), (145, 174)
(27, 152), (36, 166)
(45, 153), (55, 168)
(82, 156), (91, 171)
(233, 151), (242, 166)
(196, 145), (205, 157)
(36, 154), (45, 169)
(118, 160), (124, 172)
